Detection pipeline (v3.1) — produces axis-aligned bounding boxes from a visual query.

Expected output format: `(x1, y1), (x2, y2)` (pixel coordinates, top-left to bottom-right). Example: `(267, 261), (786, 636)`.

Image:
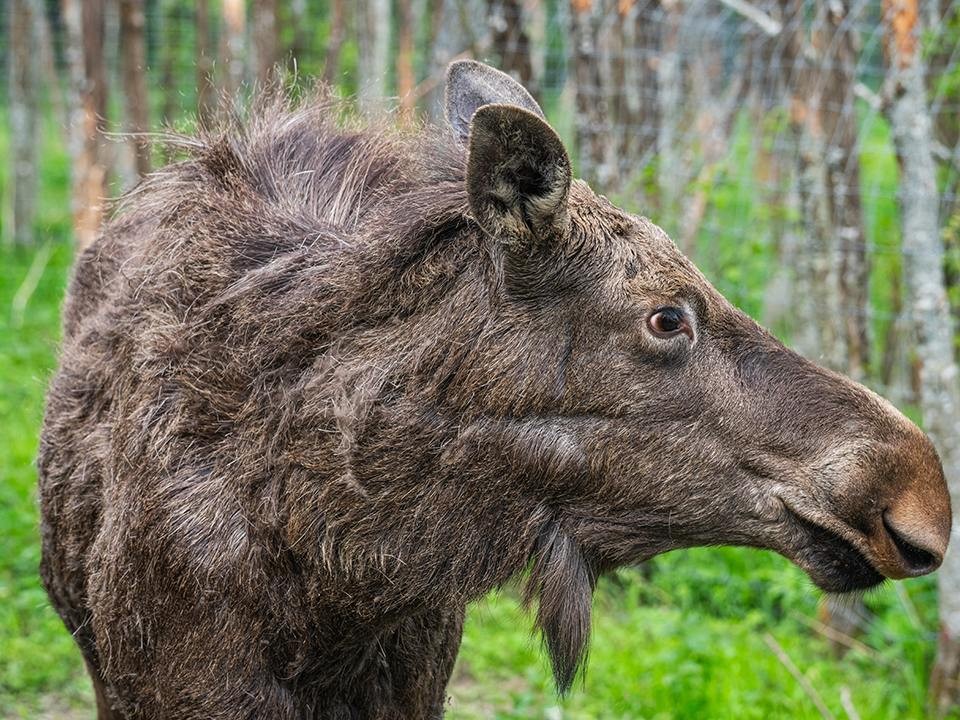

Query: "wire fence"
(3, 0), (960, 403)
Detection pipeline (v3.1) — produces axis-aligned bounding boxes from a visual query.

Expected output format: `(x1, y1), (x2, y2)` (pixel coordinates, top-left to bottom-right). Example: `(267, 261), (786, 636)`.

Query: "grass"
(0, 104), (954, 718)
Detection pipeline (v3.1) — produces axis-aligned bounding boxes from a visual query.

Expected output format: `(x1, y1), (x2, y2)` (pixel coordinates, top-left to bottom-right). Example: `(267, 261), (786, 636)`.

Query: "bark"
(397, 0), (418, 122)
(819, 0), (870, 380)
(784, 0), (848, 372)
(882, 1), (960, 714)
(657, 0), (684, 229)
(221, 0), (247, 99)
(119, 0), (151, 178)
(570, 0), (660, 193)
(38, 1), (65, 126)
(426, 0), (486, 121)
(323, 0), (346, 86)
(196, 0), (216, 123)
(7, 0), (42, 246)
(252, 0), (279, 86)
(286, 0), (309, 72)
(62, 0), (109, 252)
(159, 0), (177, 128)
(356, 0), (392, 114)
(570, 0), (607, 186)
(487, 0), (535, 97)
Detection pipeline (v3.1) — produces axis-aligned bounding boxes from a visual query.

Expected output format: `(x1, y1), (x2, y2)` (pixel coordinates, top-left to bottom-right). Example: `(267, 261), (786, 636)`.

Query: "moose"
(39, 60), (950, 719)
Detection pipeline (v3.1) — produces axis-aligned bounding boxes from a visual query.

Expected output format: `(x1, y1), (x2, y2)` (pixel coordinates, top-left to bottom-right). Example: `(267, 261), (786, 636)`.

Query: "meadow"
(0, 105), (953, 719)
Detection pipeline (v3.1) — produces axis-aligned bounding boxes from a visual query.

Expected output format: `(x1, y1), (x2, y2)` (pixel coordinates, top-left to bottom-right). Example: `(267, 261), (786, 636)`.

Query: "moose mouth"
(780, 504), (885, 593)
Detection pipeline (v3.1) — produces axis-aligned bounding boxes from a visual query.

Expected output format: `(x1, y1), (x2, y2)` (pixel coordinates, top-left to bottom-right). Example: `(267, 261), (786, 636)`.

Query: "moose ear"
(445, 59), (545, 144)
(466, 104), (572, 244)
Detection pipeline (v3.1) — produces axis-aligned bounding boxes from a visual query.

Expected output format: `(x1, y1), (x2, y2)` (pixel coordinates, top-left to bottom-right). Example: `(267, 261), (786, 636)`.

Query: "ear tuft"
(466, 104), (571, 244)
(445, 60), (545, 144)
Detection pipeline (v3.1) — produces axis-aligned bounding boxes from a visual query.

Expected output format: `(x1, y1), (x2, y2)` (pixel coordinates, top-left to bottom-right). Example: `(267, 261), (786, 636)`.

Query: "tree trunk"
(397, 0), (417, 122)
(196, 0), (216, 123)
(570, 0), (607, 186)
(62, 0), (109, 252)
(221, 0), (247, 99)
(570, 0), (660, 194)
(785, 0), (848, 372)
(426, 0), (484, 121)
(657, 0), (683, 230)
(286, 0), (309, 72)
(159, 0), (178, 129)
(323, 0), (346, 86)
(487, 0), (535, 96)
(7, 0), (43, 246)
(356, 0), (392, 114)
(882, 2), (960, 715)
(819, 0), (870, 381)
(119, 0), (151, 178)
(252, 0), (279, 86)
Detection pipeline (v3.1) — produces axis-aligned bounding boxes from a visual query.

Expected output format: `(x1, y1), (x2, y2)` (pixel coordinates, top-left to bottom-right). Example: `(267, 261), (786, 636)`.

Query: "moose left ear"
(445, 59), (545, 144)
(466, 104), (572, 245)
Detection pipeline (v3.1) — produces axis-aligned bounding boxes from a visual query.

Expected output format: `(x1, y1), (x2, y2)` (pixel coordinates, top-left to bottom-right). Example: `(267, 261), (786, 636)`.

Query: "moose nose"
(879, 511), (945, 577)
(867, 431), (951, 579)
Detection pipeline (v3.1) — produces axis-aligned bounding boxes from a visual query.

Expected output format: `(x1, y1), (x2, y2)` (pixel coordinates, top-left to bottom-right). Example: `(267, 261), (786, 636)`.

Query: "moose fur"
(39, 62), (950, 719)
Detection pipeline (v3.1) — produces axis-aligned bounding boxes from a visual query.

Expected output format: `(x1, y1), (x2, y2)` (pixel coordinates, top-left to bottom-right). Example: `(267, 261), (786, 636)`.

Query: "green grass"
(451, 553), (946, 720)
(0, 104), (953, 718)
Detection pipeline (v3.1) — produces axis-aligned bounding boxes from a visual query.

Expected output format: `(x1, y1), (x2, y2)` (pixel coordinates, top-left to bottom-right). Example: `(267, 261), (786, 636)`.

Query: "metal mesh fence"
(3, 0), (960, 403)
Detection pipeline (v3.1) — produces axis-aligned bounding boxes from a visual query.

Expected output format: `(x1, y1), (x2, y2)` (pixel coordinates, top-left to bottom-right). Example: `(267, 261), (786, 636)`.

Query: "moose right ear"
(445, 59), (545, 144)
(466, 103), (572, 245)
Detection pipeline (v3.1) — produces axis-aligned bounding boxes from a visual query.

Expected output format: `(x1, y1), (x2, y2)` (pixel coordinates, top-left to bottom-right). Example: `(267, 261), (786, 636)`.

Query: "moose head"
(441, 59), (951, 689)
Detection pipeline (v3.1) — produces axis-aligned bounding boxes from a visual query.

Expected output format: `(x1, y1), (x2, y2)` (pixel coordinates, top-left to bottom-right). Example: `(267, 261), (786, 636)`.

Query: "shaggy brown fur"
(39, 61), (950, 719)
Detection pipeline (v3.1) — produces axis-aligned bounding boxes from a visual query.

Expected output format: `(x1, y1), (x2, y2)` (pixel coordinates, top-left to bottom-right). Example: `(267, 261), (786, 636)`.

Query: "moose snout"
(861, 431), (951, 580)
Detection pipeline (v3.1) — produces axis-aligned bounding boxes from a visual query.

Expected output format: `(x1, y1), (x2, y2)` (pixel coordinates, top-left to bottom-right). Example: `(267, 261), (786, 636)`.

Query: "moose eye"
(647, 307), (691, 339)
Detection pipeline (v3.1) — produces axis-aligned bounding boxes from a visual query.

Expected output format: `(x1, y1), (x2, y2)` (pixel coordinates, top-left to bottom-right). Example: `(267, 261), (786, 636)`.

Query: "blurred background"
(2, 0), (960, 718)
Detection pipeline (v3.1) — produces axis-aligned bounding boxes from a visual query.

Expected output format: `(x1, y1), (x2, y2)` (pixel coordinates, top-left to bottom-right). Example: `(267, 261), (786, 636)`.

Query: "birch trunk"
(119, 0), (151, 177)
(570, 0), (607, 186)
(882, 1), (960, 714)
(487, 0), (535, 96)
(356, 0), (392, 114)
(785, 0), (848, 372)
(62, 0), (109, 252)
(196, 0), (217, 123)
(397, 0), (418, 122)
(820, 0), (869, 381)
(657, 0), (683, 230)
(323, 0), (346, 86)
(221, 0), (247, 99)
(426, 0), (485, 121)
(7, 0), (42, 246)
(252, 0), (279, 86)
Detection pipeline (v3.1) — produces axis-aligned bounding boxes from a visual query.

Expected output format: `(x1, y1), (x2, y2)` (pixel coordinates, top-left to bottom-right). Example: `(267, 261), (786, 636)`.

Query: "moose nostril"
(882, 513), (942, 574)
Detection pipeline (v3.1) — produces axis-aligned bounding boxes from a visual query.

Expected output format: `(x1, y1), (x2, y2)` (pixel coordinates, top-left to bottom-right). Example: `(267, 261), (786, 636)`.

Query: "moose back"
(39, 61), (950, 719)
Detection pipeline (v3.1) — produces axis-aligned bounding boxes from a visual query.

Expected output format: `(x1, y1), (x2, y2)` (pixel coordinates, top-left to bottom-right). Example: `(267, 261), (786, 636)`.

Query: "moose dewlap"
(39, 61), (950, 719)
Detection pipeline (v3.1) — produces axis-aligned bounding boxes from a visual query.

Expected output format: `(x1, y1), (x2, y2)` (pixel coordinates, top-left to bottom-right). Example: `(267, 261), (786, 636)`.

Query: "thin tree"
(62, 0), (109, 252)
(882, 1), (960, 714)
(570, 0), (661, 193)
(487, 0), (535, 95)
(784, 0), (849, 372)
(221, 0), (247, 99)
(397, 0), (418, 122)
(356, 0), (392, 114)
(196, 0), (217, 124)
(7, 0), (43, 246)
(252, 0), (279, 86)
(323, 0), (346, 86)
(119, 0), (151, 177)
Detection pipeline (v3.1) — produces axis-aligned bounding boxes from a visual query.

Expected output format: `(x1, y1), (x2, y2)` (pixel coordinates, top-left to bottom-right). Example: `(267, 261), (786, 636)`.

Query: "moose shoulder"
(38, 61), (951, 719)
